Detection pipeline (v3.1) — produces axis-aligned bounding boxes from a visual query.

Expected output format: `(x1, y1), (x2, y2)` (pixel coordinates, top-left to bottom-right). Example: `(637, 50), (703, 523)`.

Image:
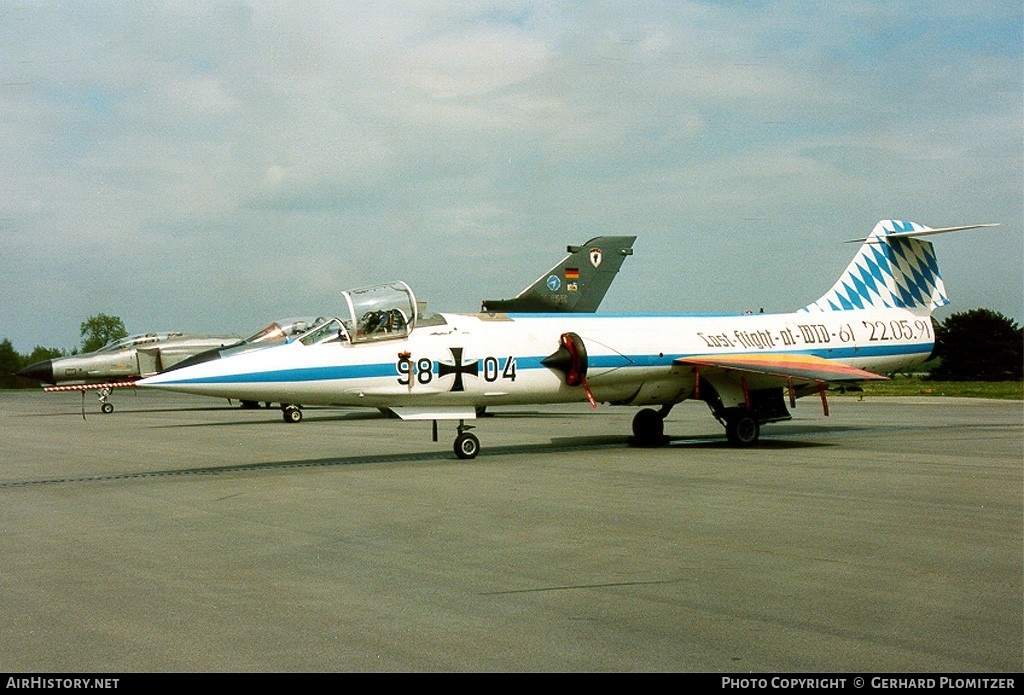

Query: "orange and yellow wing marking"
(676, 353), (887, 383)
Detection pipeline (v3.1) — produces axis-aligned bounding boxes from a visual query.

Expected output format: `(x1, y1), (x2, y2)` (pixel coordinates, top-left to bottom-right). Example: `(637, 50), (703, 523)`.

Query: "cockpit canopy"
(299, 281), (419, 345)
(243, 317), (327, 345)
(96, 333), (180, 353)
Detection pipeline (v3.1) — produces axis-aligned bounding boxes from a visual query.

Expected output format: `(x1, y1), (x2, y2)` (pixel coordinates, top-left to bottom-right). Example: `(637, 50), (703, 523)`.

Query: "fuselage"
(138, 307), (934, 409)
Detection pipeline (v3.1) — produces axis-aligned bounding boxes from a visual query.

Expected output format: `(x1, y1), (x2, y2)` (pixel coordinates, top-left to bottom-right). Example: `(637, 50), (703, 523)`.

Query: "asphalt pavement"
(1, 390), (1021, 672)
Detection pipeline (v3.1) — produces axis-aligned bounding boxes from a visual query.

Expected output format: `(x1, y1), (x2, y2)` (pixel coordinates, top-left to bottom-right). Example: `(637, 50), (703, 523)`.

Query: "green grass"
(834, 376), (1023, 400)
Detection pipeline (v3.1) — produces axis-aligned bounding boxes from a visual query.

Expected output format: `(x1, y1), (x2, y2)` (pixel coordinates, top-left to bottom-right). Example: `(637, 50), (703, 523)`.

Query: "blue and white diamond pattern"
(801, 220), (948, 312)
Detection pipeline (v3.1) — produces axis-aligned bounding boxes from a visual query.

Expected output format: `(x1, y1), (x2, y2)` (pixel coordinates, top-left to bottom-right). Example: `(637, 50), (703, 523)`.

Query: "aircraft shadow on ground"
(209, 435), (830, 477)
(0, 431), (833, 490)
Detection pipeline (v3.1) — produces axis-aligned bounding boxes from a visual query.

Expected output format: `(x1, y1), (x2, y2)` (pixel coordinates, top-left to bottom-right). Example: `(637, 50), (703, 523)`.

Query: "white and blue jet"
(138, 221), (998, 458)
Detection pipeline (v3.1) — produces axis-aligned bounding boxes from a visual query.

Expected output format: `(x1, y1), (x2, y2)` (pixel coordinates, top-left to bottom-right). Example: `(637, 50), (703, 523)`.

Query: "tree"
(0, 339), (22, 388)
(930, 309), (1023, 381)
(80, 314), (128, 353)
(26, 345), (64, 364)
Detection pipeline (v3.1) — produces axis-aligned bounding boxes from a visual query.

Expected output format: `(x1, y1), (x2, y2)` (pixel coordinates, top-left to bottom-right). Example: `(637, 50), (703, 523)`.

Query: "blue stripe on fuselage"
(154, 342), (931, 386)
(161, 362), (396, 385)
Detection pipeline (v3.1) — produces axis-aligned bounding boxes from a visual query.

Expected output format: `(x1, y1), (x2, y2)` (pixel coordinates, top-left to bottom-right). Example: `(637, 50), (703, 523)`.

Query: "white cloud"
(0, 1), (1019, 351)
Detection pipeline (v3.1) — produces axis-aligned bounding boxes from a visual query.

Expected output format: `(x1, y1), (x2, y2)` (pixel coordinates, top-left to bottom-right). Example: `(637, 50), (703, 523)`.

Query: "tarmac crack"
(480, 578), (687, 595)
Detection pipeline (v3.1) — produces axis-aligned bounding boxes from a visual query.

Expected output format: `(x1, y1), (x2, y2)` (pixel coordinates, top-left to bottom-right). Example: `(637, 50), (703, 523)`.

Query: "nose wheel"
(98, 387), (114, 414)
(453, 422), (480, 459)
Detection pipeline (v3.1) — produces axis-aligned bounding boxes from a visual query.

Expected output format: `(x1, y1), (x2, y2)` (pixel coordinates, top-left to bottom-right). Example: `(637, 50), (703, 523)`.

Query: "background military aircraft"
(481, 235), (635, 313)
(16, 332), (241, 413)
(139, 220), (1000, 457)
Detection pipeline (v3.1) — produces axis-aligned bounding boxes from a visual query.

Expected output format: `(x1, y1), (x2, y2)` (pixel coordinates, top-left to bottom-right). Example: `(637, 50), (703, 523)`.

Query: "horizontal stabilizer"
(845, 223), (1000, 243)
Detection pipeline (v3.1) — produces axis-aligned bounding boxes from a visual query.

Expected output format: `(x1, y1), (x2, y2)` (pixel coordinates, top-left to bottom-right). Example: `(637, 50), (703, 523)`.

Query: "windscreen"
(298, 318), (349, 346)
(242, 317), (326, 345)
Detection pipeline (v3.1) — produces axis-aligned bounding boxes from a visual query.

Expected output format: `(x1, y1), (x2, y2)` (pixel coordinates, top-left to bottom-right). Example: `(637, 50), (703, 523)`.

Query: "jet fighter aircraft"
(138, 220), (998, 457)
(17, 332), (241, 413)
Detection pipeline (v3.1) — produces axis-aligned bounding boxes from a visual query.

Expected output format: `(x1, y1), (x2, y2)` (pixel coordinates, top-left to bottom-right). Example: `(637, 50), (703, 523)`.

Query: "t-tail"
(801, 220), (999, 313)
(481, 236), (636, 313)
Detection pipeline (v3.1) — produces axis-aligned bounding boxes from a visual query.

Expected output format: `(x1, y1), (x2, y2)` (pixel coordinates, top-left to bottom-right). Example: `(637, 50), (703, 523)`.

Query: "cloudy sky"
(2, 1), (1021, 352)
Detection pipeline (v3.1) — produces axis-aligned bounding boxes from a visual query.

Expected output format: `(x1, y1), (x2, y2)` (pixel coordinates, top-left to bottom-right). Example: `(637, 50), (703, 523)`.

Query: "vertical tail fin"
(481, 236), (636, 313)
(801, 220), (997, 313)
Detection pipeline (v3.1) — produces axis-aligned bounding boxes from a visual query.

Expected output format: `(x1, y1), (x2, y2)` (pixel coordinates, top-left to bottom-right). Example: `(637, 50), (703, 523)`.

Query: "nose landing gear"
(454, 423), (480, 459)
(282, 404), (303, 423)
(425, 417), (481, 459)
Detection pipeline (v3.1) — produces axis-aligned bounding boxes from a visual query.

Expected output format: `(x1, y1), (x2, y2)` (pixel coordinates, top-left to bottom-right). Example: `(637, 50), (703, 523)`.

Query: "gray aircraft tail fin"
(481, 236), (636, 313)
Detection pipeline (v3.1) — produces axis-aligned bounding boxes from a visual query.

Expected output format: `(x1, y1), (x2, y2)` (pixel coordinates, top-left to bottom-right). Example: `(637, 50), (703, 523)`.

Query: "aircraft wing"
(675, 353), (888, 384)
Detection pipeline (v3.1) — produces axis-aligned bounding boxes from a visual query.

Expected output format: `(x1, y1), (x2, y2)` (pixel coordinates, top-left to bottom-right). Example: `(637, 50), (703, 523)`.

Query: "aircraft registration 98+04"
(139, 220), (1000, 459)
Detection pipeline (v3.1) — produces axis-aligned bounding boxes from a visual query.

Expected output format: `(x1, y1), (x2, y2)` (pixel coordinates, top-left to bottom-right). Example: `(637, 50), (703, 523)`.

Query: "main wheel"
(282, 405), (303, 423)
(454, 432), (480, 460)
(725, 414), (760, 446)
(101, 403), (114, 414)
(631, 408), (665, 446)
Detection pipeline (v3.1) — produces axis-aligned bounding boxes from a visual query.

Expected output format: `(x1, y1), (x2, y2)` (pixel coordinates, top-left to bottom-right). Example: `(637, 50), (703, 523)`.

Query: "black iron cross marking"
(436, 347), (479, 392)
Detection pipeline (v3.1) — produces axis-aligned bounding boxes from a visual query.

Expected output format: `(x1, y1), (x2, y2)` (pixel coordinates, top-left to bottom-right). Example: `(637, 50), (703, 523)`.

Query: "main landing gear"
(440, 404), (764, 459)
(724, 412), (760, 447)
(630, 404), (765, 447)
(630, 406), (672, 447)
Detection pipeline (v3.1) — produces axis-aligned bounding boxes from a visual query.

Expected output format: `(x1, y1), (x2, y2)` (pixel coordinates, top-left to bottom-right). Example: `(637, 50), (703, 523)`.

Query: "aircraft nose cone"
(17, 359), (55, 385)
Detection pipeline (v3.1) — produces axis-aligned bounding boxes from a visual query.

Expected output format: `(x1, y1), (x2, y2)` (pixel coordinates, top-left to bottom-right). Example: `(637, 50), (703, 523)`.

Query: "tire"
(454, 432), (480, 460)
(282, 405), (303, 423)
(631, 408), (664, 446)
(101, 403), (114, 414)
(725, 414), (759, 446)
